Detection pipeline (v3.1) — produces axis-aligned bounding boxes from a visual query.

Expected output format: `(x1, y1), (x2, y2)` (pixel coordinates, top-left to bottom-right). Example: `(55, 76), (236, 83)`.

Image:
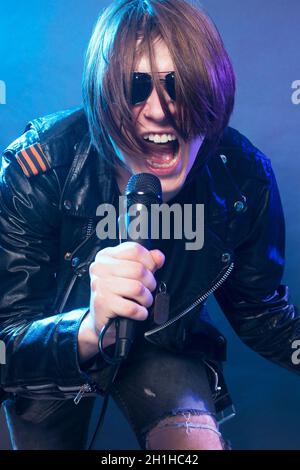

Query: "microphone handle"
(116, 213), (152, 360)
(115, 317), (137, 359)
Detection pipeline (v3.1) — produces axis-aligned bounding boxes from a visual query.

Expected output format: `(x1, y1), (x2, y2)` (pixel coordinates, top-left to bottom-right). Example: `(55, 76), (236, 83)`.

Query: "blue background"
(0, 0), (299, 450)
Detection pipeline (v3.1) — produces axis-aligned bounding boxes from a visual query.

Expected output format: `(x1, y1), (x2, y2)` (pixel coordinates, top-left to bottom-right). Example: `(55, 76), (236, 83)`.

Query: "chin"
(160, 178), (185, 202)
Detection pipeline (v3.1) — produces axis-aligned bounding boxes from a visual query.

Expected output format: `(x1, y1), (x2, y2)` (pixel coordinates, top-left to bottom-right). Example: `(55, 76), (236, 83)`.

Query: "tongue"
(147, 153), (175, 164)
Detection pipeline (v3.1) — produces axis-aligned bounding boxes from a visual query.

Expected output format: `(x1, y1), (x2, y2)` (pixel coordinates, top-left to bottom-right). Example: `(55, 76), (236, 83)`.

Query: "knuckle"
(99, 247), (112, 257)
(132, 243), (146, 258)
(147, 274), (157, 292)
(93, 293), (105, 311)
(124, 302), (138, 317)
(90, 277), (100, 292)
(124, 302), (147, 320)
(133, 281), (145, 296)
(89, 262), (97, 277)
(139, 306), (149, 320)
(90, 259), (106, 277)
(135, 263), (146, 279)
(94, 251), (103, 263)
(151, 276), (157, 290)
(95, 247), (112, 264)
(145, 293), (154, 308)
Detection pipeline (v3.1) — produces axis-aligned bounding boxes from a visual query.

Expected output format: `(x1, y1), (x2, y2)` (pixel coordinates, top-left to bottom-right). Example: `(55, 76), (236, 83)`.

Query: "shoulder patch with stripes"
(16, 143), (51, 177)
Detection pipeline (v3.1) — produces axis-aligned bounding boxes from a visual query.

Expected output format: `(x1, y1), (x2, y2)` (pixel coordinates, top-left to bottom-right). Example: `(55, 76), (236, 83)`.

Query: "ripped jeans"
(110, 340), (227, 450)
(3, 341), (229, 450)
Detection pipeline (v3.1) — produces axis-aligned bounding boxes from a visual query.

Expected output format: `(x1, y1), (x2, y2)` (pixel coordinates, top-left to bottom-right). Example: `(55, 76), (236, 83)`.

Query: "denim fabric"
(111, 341), (217, 449)
(3, 341), (217, 450)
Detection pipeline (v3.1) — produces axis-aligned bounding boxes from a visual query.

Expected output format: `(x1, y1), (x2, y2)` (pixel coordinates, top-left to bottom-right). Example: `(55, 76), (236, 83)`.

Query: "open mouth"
(143, 133), (180, 171)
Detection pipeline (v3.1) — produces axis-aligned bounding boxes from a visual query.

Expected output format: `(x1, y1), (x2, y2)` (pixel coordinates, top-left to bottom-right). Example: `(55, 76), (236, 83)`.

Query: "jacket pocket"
(14, 396), (68, 424)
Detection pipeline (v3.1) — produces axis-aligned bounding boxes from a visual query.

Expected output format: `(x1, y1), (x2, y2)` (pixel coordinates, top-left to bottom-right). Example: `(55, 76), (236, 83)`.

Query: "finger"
(99, 277), (154, 308)
(150, 249), (165, 272)
(96, 292), (149, 322)
(101, 242), (157, 272)
(91, 257), (157, 292)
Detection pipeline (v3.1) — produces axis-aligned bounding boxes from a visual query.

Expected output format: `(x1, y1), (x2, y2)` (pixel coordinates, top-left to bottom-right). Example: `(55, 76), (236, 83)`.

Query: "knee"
(145, 412), (225, 450)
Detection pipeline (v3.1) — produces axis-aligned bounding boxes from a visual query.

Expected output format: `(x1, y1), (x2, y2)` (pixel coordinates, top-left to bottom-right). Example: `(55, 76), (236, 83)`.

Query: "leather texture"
(0, 108), (298, 405)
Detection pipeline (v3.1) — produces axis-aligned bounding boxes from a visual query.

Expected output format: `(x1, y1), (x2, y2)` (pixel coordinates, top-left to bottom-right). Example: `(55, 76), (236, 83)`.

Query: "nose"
(143, 87), (171, 122)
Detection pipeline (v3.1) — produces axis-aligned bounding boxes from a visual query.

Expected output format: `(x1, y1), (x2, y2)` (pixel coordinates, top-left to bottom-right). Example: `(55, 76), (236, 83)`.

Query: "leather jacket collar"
(58, 121), (246, 231)
(50, 114), (247, 360)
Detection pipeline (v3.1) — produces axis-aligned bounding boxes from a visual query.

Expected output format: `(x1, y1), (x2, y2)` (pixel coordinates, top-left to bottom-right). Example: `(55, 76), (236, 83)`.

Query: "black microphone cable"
(88, 314), (138, 449)
(87, 318), (124, 450)
(88, 173), (162, 449)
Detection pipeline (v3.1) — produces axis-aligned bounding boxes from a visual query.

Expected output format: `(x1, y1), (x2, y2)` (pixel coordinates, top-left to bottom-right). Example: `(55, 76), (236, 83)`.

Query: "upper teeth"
(143, 134), (177, 144)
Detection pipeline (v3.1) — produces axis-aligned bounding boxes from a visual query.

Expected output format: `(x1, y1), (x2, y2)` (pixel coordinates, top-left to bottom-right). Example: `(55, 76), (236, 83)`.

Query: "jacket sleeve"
(0, 147), (95, 398)
(215, 157), (300, 373)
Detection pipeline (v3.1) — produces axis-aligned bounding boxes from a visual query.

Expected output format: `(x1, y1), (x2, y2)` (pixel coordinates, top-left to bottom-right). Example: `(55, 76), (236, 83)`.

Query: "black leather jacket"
(0, 108), (299, 409)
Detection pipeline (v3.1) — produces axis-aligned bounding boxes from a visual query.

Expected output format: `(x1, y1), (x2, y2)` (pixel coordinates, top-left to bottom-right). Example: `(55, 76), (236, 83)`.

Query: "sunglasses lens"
(131, 73), (152, 105)
(131, 72), (176, 105)
(165, 72), (176, 101)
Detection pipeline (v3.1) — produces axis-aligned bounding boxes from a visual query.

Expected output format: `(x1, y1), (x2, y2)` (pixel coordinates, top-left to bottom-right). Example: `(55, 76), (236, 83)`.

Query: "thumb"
(150, 249), (165, 272)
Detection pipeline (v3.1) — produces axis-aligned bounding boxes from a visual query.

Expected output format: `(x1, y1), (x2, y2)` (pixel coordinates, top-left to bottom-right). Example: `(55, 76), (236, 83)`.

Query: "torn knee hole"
(145, 412), (225, 450)
(147, 412), (221, 438)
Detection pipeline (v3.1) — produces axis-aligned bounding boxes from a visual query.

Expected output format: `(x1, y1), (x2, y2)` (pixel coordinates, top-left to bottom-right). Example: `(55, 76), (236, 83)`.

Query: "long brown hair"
(82, 0), (236, 164)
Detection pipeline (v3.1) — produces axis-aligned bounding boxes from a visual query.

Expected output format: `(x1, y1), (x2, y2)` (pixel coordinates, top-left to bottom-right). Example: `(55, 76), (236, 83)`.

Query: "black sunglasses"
(131, 72), (176, 105)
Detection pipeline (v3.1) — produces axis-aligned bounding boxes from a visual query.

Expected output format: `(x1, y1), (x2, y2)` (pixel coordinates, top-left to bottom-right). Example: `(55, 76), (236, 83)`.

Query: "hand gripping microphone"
(115, 173), (162, 360)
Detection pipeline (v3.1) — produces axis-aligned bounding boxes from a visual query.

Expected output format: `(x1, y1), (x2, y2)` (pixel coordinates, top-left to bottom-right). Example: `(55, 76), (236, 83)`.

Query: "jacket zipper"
(23, 381), (97, 401)
(23, 266), (234, 402)
(57, 228), (97, 313)
(68, 228), (96, 260)
(57, 246), (233, 401)
(25, 383), (58, 391)
(145, 262), (234, 337)
(86, 218), (94, 238)
(74, 383), (94, 405)
(54, 227), (99, 402)
(56, 226), (100, 402)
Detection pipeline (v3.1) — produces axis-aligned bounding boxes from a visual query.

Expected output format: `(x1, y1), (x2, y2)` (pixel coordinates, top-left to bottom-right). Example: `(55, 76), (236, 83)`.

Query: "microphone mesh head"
(125, 173), (162, 206)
